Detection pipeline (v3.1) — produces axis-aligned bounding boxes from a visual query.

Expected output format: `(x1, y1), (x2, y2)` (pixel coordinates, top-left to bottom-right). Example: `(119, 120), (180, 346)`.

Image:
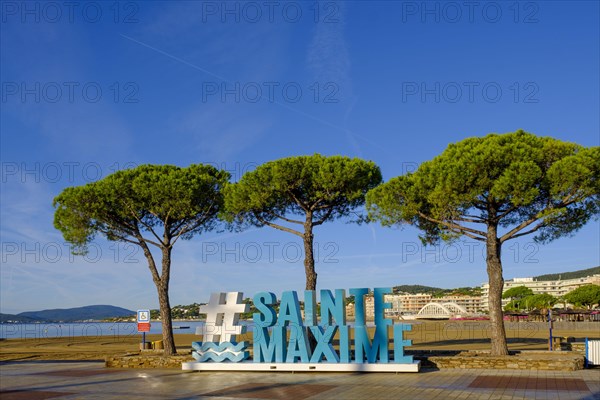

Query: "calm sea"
(0, 322), (205, 339)
(0, 320), (375, 339)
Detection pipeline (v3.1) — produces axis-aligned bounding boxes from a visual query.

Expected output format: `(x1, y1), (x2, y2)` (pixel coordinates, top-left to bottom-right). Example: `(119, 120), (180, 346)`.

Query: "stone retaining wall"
(428, 351), (584, 371)
(446, 321), (600, 332)
(106, 351), (584, 371)
(551, 321), (600, 330)
(569, 342), (586, 353)
(105, 353), (194, 369)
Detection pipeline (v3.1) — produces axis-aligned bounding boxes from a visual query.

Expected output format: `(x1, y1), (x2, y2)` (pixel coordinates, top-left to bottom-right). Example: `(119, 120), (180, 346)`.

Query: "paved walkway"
(1, 361), (599, 399)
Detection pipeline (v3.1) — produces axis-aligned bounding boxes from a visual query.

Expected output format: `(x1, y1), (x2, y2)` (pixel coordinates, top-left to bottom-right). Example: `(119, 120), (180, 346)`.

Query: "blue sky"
(1, 1), (598, 314)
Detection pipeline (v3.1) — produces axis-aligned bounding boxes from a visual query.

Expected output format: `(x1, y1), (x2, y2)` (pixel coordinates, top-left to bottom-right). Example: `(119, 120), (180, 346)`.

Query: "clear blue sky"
(1, 1), (598, 313)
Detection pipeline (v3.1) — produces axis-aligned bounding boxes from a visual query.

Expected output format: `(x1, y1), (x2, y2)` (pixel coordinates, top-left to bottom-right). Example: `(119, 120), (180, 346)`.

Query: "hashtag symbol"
(199, 292), (249, 343)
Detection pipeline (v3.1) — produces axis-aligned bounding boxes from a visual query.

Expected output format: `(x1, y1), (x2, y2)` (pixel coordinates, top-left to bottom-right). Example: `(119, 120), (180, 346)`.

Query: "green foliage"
(392, 285), (443, 294)
(366, 130), (599, 245)
(367, 130), (599, 356)
(392, 285), (481, 297)
(53, 164), (229, 354)
(223, 154), (382, 228)
(502, 286), (534, 300)
(504, 292), (558, 312)
(224, 154), (382, 290)
(448, 287), (483, 297)
(171, 303), (202, 319)
(526, 293), (557, 310)
(54, 164), (230, 254)
(534, 266), (600, 281)
(504, 299), (522, 312)
(563, 284), (600, 308)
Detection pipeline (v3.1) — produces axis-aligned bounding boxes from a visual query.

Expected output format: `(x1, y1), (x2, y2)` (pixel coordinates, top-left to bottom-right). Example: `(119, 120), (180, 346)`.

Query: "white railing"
(586, 339), (600, 367)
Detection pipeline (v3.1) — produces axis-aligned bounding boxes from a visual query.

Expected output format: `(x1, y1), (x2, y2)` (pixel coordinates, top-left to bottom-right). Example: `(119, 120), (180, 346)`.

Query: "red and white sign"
(137, 322), (151, 332)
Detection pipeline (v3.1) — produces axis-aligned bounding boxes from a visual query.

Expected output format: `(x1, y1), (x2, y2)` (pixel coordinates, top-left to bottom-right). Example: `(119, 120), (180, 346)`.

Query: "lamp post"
(548, 309), (553, 351)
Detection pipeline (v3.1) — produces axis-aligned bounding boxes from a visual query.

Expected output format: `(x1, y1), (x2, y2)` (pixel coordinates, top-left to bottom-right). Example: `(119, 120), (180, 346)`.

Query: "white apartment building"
(480, 274), (600, 310)
(346, 293), (483, 319)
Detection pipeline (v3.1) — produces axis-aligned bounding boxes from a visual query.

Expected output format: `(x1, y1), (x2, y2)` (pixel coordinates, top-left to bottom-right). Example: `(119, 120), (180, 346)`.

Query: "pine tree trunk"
(486, 223), (509, 356)
(138, 239), (176, 355)
(303, 215), (317, 291)
(303, 214), (318, 350)
(157, 282), (176, 355)
(158, 247), (176, 355)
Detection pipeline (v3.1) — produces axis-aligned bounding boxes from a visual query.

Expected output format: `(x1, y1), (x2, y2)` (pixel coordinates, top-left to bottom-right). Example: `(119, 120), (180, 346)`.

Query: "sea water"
(0, 321), (206, 339)
(0, 320), (371, 340)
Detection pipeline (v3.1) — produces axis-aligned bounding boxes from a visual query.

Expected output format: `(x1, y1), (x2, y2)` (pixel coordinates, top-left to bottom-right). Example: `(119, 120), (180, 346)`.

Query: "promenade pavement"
(1, 361), (599, 399)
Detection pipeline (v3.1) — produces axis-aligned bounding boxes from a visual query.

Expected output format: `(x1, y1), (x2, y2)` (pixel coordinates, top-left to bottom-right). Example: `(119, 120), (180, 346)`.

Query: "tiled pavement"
(0, 361), (599, 400)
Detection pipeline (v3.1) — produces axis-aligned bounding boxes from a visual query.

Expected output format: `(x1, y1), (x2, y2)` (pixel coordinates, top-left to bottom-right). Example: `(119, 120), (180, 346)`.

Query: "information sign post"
(137, 310), (151, 348)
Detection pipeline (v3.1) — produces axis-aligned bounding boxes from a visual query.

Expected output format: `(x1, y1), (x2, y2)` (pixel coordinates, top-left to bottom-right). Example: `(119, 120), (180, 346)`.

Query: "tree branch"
(267, 210), (303, 225)
(254, 213), (303, 237)
(497, 205), (519, 220)
(310, 198), (327, 211)
(171, 204), (217, 246)
(135, 232), (162, 284)
(122, 201), (163, 245)
(463, 214), (486, 221)
(500, 215), (540, 243)
(95, 227), (142, 246)
(499, 196), (582, 243)
(170, 218), (189, 236)
(97, 223), (163, 248)
(313, 208), (334, 226)
(288, 190), (308, 212)
(501, 221), (546, 242)
(416, 212), (487, 239)
(454, 215), (486, 223)
(447, 226), (486, 242)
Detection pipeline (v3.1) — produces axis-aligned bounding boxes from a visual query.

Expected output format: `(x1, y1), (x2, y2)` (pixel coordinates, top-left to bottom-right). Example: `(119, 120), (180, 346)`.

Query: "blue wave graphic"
(192, 341), (247, 352)
(192, 341), (249, 362)
(192, 350), (249, 362)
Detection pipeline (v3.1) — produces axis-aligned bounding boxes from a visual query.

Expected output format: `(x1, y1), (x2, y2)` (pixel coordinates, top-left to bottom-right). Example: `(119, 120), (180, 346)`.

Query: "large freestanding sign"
(182, 288), (420, 372)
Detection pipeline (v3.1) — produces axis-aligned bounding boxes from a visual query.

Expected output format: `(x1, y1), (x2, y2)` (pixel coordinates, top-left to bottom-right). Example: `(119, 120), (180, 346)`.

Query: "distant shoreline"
(0, 319), (206, 324)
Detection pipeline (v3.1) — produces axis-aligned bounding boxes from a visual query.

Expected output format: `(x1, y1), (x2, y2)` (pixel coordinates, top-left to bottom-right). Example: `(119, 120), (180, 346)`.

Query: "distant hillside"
(0, 313), (41, 323)
(392, 284), (443, 294)
(534, 266), (600, 281)
(392, 284), (481, 297)
(16, 305), (135, 322)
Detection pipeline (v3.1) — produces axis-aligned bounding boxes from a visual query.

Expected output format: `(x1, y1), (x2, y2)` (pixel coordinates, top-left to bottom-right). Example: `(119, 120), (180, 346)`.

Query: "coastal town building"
(480, 274), (600, 309)
(343, 272), (600, 319)
(346, 293), (483, 319)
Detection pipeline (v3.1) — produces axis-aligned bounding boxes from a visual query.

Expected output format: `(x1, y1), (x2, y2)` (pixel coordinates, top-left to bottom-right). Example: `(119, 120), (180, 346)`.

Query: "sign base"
(182, 360), (420, 373)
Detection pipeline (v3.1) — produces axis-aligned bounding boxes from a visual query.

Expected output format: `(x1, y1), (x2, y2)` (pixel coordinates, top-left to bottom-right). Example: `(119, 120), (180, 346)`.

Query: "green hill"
(391, 285), (482, 297)
(392, 284), (443, 294)
(16, 305), (135, 322)
(0, 313), (42, 323)
(534, 266), (600, 281)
